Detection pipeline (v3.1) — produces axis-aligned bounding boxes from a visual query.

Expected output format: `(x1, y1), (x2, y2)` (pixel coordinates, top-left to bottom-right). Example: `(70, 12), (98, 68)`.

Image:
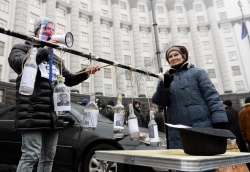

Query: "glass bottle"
(113, 94), (125, 138)
(82, 93), (99, 132)
(128, 103), (140, 141)
(148, 110), (159, 146)
(19, 47), (38, 95)
(53, 75), (71, 115)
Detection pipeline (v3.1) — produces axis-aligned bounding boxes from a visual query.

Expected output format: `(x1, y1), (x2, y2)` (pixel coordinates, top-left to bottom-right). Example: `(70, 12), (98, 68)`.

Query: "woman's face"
(168, 50), (185, 66)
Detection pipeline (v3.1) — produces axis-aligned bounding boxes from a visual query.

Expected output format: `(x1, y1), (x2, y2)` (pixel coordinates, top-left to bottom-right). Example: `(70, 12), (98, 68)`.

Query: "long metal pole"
(239, 5), (250, 43)
(0, 27), (159, 79)
(150, 0), (169, 149)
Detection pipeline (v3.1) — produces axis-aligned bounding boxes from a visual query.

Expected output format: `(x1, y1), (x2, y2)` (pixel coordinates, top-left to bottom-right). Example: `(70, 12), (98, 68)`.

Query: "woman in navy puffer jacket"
(152, 45), (228, 150)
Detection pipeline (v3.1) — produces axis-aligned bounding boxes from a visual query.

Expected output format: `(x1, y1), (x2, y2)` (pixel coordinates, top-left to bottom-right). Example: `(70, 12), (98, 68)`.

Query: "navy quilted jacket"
(152, 63), (228, 149)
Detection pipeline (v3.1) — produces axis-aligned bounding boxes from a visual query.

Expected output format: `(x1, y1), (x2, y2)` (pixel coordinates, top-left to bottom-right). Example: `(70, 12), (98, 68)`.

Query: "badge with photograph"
(39, 18), (56, 41)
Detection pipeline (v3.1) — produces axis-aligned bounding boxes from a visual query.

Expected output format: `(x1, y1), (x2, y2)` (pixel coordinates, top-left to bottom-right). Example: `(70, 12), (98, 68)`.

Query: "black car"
(0, 103), (166, 172)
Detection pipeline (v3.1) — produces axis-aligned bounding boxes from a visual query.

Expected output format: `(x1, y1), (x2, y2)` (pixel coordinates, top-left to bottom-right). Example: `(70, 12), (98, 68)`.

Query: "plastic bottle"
(128, 103), (140, 141)
(19, 47), (38, 95)
(113, 94), (125, 138)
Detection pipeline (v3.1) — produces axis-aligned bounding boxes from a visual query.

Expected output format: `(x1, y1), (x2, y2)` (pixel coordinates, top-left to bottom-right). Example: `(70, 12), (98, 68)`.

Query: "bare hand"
(45, 38), (58, 51)
(85, 66), (100, 74)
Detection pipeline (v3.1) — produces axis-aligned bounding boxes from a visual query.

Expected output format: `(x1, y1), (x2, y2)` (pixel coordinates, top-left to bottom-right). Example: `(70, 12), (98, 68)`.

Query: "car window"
(71, 103), (113, 124)
(0, 105), (16, 120)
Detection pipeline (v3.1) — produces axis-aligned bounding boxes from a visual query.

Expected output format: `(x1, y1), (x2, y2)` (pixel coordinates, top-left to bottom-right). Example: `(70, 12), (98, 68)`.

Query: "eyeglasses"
(45, 27), (55, 31)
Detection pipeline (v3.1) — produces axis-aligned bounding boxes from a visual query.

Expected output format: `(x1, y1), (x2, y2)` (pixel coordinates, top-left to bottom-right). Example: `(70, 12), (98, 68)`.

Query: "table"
(95, 149), (250, 172)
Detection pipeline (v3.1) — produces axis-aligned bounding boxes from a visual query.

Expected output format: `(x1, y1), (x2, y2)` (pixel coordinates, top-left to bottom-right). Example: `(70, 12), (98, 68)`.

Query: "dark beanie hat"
(245, 97), (250, 104)
(165, 45), (188, 63)
(223, 100), (232, 107)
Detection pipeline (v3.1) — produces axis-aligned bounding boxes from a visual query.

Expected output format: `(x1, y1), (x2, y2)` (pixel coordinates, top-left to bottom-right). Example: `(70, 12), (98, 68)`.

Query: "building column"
(92, 0), (103, 95)
(184, 0), (205, 69)
(111, 0), (125, 95)
(70, 0), (80, 93)
(204, 0), (232, 93)
(166, 0), (180, 45)
(129, 0), (146, 97)
(45, 0), (56, 21)
(9, 0), (29, 83)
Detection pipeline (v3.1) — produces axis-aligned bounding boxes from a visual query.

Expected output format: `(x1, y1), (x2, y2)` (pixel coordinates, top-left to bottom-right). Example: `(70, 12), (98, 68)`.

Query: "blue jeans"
(16, 130), (58, 172)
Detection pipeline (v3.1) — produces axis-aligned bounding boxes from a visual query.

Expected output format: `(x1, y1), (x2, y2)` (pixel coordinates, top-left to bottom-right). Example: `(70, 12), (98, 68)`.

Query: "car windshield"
(71, 103), (113, 124)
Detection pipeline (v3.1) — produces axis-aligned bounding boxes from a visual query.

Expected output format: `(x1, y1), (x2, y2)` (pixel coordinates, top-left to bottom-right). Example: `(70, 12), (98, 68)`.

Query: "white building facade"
(0, 0), (250, 99)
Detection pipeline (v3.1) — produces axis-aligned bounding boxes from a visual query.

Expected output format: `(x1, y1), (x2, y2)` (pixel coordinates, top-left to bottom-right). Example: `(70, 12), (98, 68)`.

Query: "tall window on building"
(123, 41), (130, 50)
(142, 43), (149, 52)
(120, 1), (126, 9)
(125, 70), (131, 80)
(81, 32), (89, 42)
(219, 12), (227, 20)
(0, 65), (2, 81)
(158, 18), (166, 25)
(0, 18), (7, 28)
(216, 0), (225, 8)
(205, 55), (213, 64)
(140, 17), (146, 24)
(0, 0), (8, 13)
(104, 68), (111, 78)
(31, 0), (40, 8)
(138, 5), (145, 12)
(147, 87), (154, 97)
(197, 16), (205, 24)
(80, 3), (88, 11)
(122, 27), (129, 36)
(102, 10), (109, 17)
(103, 52), (110, 60)
(102, 37), (110, 47)
(235, 81), (245, 91)
(175, 6), (183, 13)
(29, 13), (39, 25)
(80, 17), (88, 27)
(199, 28), (208, 37)
(104, 84), (112, 95)
(57, 24), (65, 35)
(202, 41), (210, 50)
(207, 69), (216, 78)
(101, 0), (108, 5)
(121, 14), (128, 21)
(144, 57), (151, 66)
(160, 31), (168, 39)
(57, 7), (66, 19)
(0, 41), (4, 56)
(225, 38), (234, 47)
(194, 4), (202, 12)
(141, 30), (148, 38)
(0, 89), (4, 103)
(102, 23), (109, 33)
(157, 6), (164, 13)
(222, 26), (231, 33)
(81, 82), (89, 93)
(180, 30), (187, 38)
(228, 51), (237, 61)
(177, 18), (185, 25)
(124, 55), (131, 65)
(232, 66), (241, 76)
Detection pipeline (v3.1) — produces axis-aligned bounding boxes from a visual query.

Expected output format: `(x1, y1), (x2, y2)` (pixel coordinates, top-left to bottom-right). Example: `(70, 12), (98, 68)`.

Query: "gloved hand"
(213, 122), (228, 129)
(164, 73), (173, 88)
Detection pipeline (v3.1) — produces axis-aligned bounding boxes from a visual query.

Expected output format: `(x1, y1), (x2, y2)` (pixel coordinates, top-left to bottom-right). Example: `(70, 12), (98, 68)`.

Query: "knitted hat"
(33, 16), (54, 34)
(166, 124), (235, 155)
(81, 99), (89, 105)
(223, 100), (232, 107)
(245, 97), (250, 104)
(165, 45), (188, 63)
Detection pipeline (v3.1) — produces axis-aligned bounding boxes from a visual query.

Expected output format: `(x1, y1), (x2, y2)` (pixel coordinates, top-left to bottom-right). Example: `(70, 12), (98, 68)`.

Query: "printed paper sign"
(113, 113), (124, 129)
(82, 109), (99, 127)
(38, 61), (60, 81)
(53, 93), (71, 111)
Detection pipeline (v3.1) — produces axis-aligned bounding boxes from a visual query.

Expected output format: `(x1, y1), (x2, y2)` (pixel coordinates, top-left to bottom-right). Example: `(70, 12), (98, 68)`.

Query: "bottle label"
(149, 125), (159, 142)
(82, 109), (99, 128)
(38, 61), (60, 82)
(128, 118), (139, 133)
(20, 66), (37, 89)
(113, 112), (124, 129)
(53, 93), (71, 111)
